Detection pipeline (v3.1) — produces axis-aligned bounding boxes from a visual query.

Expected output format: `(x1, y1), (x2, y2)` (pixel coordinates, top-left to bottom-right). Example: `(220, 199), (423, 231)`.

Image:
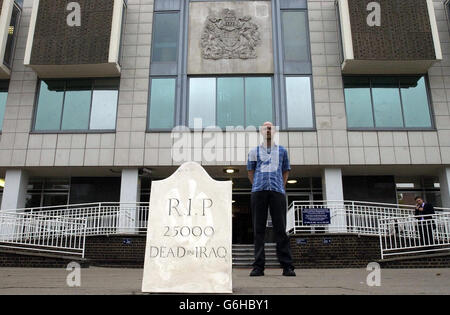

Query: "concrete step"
(232, 243), (278, 267)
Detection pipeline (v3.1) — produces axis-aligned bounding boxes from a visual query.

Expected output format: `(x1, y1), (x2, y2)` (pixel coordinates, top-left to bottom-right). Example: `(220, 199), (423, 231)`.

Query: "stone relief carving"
(201, 8), (261, 60)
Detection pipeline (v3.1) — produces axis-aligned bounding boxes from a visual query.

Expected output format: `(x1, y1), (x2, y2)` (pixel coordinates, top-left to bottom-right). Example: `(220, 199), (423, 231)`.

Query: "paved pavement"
(0, 267), (449, 295)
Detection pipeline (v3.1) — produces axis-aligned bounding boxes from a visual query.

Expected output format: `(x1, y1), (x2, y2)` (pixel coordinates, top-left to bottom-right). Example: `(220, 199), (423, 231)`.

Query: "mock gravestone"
(142, 162), (233, 293)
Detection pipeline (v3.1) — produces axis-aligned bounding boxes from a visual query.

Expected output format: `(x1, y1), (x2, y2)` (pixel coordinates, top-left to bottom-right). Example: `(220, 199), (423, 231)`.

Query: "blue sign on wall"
(296, 238), (307, 245)
(302, 208), (331, 225)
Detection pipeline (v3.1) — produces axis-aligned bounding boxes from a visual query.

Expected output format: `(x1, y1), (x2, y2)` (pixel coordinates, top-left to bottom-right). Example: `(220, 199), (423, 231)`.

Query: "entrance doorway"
(232, 192), (313, 244)
(232, 193), (253, 244)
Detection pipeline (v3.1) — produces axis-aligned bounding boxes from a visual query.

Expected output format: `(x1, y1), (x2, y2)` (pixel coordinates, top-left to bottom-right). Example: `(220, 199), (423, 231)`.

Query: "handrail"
(379, 213), (450, 259)
(0, 212), (87, 258)
(2, 201), (150, 214)
(288, 200), (450, 212)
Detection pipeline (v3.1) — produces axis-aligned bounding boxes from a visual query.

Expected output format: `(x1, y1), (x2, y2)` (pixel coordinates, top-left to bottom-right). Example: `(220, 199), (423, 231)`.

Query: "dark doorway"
(232, 193), (253, 244)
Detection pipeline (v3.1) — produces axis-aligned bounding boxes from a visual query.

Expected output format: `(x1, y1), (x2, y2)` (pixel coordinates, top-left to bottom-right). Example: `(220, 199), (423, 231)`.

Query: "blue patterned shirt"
(247, 144), (290, 194)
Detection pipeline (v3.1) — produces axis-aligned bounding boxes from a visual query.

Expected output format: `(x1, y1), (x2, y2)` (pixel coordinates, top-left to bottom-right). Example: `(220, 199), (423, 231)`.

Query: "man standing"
(247, 122), (295, 277)
(414, 196), (436, 246)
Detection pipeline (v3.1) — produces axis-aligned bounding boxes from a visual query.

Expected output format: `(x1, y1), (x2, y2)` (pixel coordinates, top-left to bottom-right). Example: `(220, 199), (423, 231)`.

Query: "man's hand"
(248, 170), (255, 185)
(283, 171), (289, 188)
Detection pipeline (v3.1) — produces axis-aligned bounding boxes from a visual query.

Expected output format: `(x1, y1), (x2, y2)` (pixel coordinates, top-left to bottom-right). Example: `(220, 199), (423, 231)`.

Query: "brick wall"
(85, 235), (146, 267)
(290, 234), (381, 268)
(84, 234), (383, 268)
(379, 254), (450, 268)
(0, 249), (88, 268)
(1, 234), (449, 268)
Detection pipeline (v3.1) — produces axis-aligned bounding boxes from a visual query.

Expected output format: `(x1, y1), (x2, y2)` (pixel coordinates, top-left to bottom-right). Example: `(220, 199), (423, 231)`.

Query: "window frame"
(31, 78), (120, 134)
(343, 74), (436, 131)
(186, 75), (276, 130)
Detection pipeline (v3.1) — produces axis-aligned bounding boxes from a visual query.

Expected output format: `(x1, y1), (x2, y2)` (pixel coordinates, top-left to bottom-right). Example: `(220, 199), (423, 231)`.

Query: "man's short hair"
(415, 196), (423, 201)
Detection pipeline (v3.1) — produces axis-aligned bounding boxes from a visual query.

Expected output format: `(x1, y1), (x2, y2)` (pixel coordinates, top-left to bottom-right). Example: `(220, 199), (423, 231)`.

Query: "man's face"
(261, 122), (274, 141)
(416, 198), (424, 206)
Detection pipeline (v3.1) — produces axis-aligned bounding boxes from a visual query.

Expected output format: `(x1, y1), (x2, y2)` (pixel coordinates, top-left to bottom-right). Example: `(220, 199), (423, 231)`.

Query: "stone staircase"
(232, 243), (280, 268)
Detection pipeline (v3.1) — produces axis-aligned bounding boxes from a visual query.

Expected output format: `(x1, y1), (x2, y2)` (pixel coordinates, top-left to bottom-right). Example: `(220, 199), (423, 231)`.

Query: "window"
(0, 81), (9, 132)
(285, 76), (314, 129)
(25, 178), (70, 209)
(281, 10), (311, 73)
(151, 12), (180, 63)
(343, 76), (433, 129)
(277, 2), (314, 130)
(396, 176), (442, 208)
(148, 78), (177, 129)
(146, 0), (314, 131)
(4, 3), (21, 68)
(188, 77), (273, 129)
(148, 3), (182, 130)
(33, 78), (119, 132)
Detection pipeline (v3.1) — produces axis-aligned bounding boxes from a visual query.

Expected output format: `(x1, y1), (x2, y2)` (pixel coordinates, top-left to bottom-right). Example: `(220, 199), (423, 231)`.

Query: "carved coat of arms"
(201, 9), (261, 60)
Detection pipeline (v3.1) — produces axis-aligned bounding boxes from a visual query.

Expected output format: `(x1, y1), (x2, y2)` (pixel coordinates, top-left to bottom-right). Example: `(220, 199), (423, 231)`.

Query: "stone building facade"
(0, 0), (449, 244)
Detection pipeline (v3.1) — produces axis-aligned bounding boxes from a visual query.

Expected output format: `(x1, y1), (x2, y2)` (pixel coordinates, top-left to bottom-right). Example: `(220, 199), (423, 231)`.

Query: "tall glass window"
(34, 81), (65, 131)
(148, 6), (182, 130)
(189, 78), (216, 128)
(279, 4), (313, 129)
(245, 77), (273, 128)
(61, 80), (91, 130)
(281, 11), (310, 64)
(400, 77), (433, 128)
(217, 78), (245, 128)
(372, 77), (404, 128)
(148, 78), (177, 129)
(286, 77), (314, 129)
(33, 79), (119, 132)
(188, 77), (273, 129)
(344, 77), (374, 128)
(0, 81), (9, 132)
(89, 79), (119, 130)
(151, 12), (180, 63)
(343, 76), (433, 129)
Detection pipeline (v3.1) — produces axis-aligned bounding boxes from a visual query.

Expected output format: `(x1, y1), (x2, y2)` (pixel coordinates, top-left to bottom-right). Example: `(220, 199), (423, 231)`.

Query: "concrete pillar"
(322, 168), (346, 233)
(0, 169), (29, 241)
(118, 169), (141, 234)
(1, 169), (29, 212)
(439, 167), (450, 208)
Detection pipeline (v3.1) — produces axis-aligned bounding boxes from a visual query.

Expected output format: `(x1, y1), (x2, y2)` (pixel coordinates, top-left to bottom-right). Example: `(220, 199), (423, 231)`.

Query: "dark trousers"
(251, 190), (294, 270)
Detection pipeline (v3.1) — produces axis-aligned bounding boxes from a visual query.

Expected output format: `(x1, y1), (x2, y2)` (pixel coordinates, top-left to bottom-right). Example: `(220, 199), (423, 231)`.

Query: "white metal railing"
(5, 202), (150, 236)
(0, 211), (87, 258)
(379, 213), (450, 259)
(286, 200), (431, 235)
(2, 200), (450, 260)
